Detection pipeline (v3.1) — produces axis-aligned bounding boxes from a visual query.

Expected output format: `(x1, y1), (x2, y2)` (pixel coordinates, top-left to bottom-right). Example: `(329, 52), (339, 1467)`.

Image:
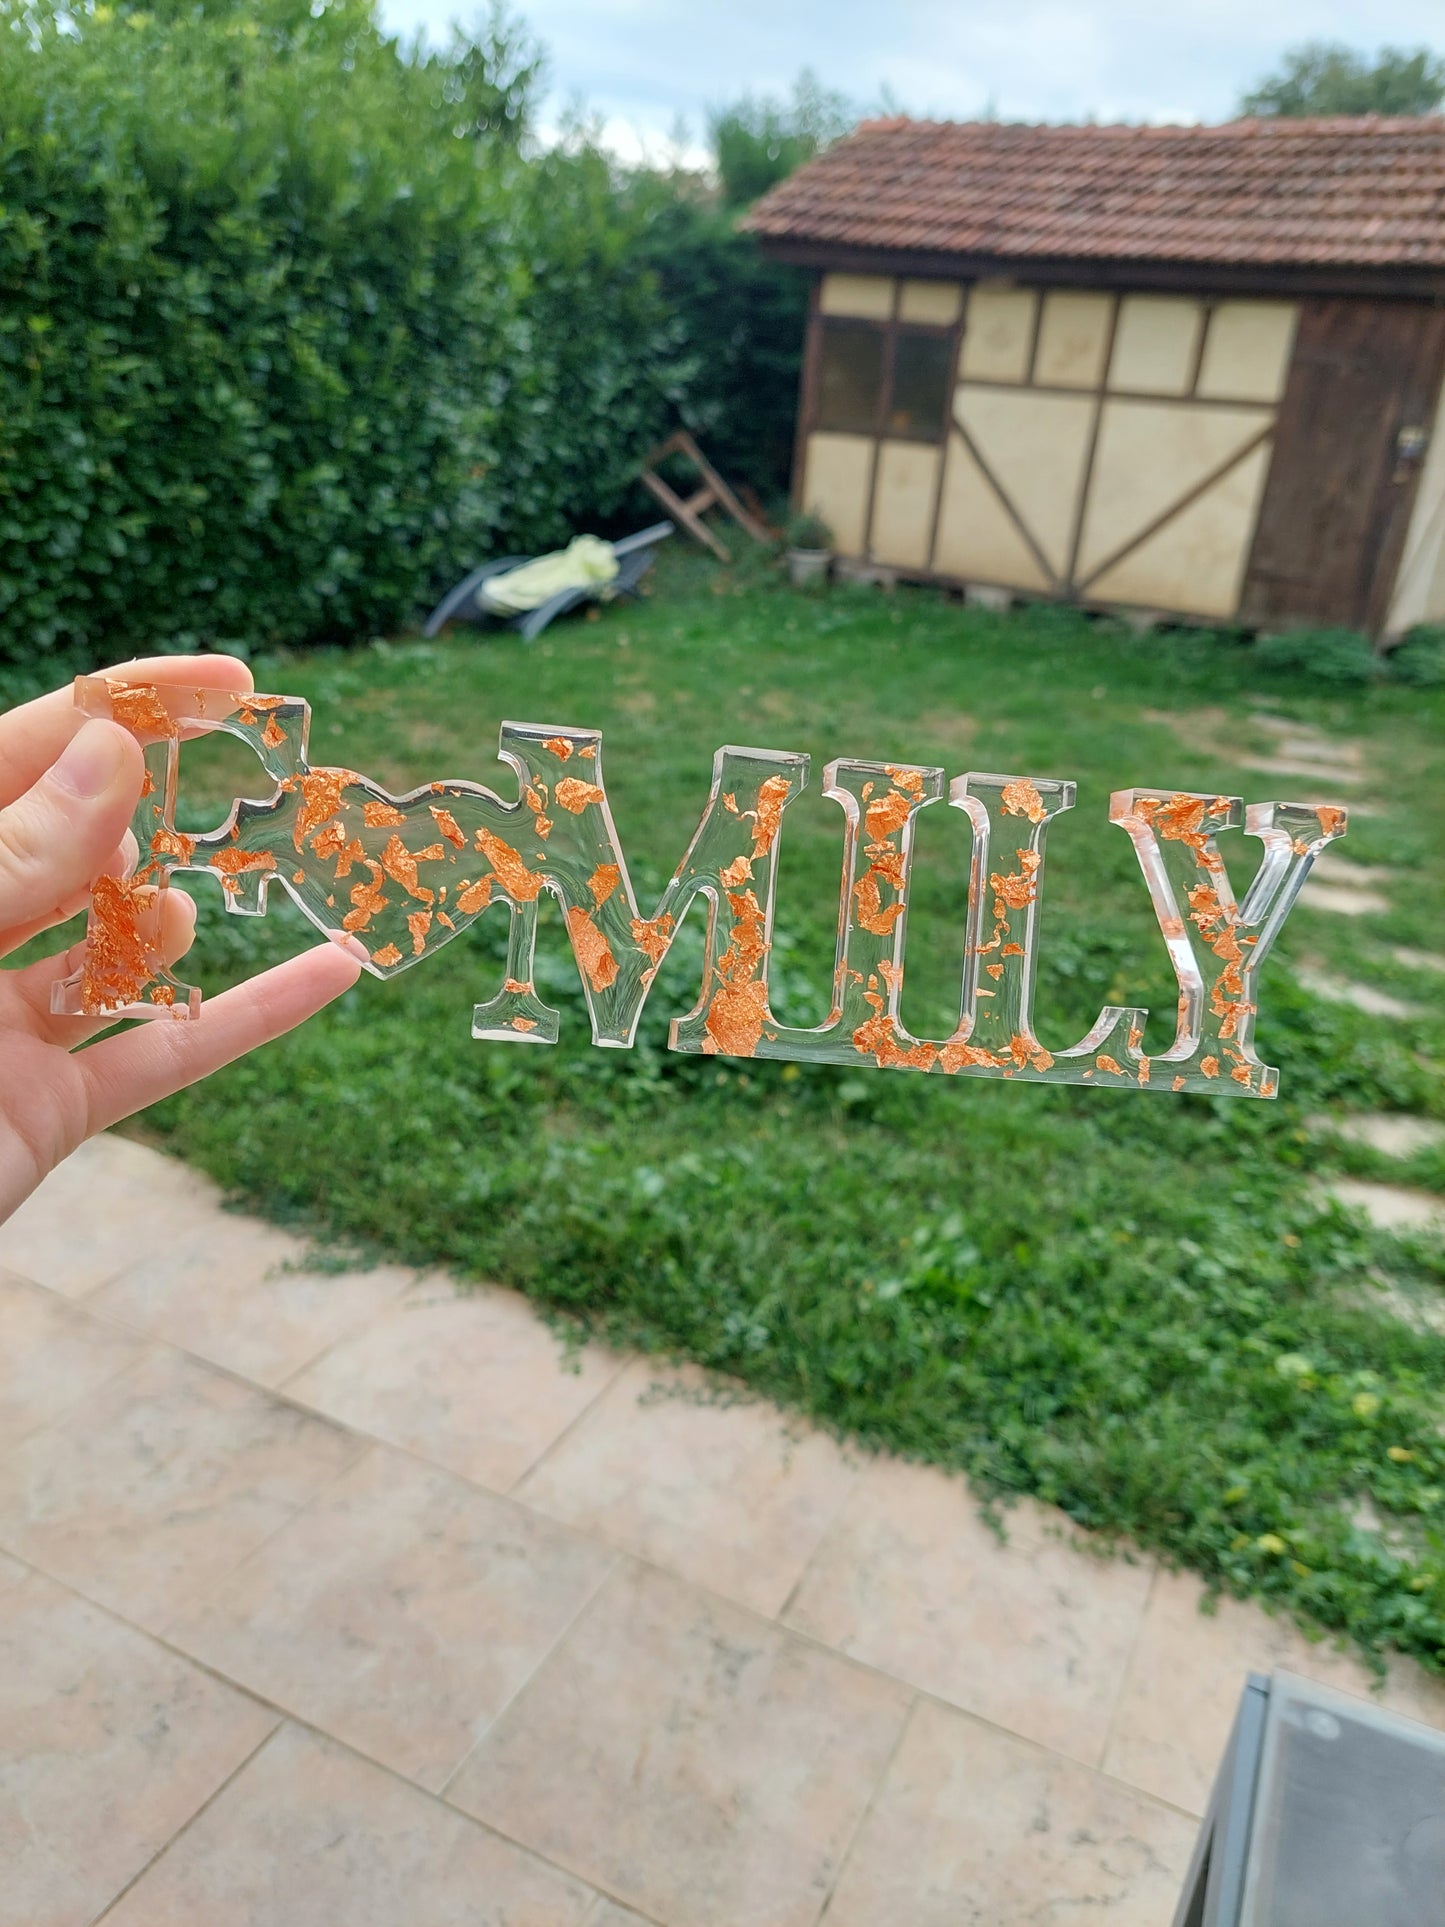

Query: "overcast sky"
(378, 0), (1445, 162)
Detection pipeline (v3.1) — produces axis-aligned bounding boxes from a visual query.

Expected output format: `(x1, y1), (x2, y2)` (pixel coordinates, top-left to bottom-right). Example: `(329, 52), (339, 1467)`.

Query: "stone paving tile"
(1238, 753), (1366, 786)
(0, 1134), (221, 1298)
(100, 1723), (597, 1927)
(0, 1269), (152, 1451)
(1394, 945), (1445, 976)
(1294, 966), (1418, 1020)
(450, 1561), (910, 1927)
(1310, 853), (1393, 887)
(1326, 1177), (1445, 1233)
(516, 1359), (864, 1617)
(0, 1567), (277, 1927)
(783, 1457), (1153, 1767)
(0, 1346), (363, 1630)
(284, 1278), (628, 1491)
(90, 1220), (416, 1387)
(1307, 1112), (1445, 1158)
(168, 1444), (614, 1791)
(586, 1907), (659, 1927)
(1271, 736), (1362, 768)
(1102, 1567), (1445, 1815)
(823, 1697), (1196, 1927)
(1297, 881), (1391, 916)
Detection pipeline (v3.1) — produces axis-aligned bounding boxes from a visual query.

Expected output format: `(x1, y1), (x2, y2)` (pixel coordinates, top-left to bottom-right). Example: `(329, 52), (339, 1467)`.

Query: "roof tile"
(743, 118), (1445, 268)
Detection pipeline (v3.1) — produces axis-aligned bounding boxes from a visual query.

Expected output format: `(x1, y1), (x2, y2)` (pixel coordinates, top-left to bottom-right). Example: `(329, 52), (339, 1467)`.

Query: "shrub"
(0, 0), (687, 672)
(1390, 625), (1445, 687)
(1252, 627), (1383, 686)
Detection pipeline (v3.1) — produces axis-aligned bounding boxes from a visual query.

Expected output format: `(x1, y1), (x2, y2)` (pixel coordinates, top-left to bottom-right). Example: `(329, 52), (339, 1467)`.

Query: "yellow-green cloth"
(483, 534), (619, 615)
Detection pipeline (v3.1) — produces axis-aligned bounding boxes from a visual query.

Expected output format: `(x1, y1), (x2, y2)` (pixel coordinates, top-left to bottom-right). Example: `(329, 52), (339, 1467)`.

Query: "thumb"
(0, 719), (145, 935)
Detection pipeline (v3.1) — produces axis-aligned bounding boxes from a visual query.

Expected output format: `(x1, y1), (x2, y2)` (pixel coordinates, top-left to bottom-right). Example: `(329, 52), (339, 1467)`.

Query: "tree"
(709, 69), (855, 210)
(1241, 41), (1445, 118)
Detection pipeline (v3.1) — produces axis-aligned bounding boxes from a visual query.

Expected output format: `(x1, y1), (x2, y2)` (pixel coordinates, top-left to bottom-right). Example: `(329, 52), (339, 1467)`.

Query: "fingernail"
(51, 722), (127, 800)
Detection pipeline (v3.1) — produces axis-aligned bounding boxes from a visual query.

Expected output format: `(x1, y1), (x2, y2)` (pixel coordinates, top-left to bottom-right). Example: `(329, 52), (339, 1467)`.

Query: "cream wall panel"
(958, 282), (1037, 384)
(954, 386), (1096, 576)
(1088, 442), (1272, 617)
(820, 273), (895, 320)
(1196, 301), (1298, 404)
(1077, 399), (1272, 580)
(802, 432), (875, 557)
(1034, 292), (1114, 390)
(870, 441), (942, 568)
(1384, 373), (1445, 631)
(932, 431), (1050, 591)
(1109, 296), (1205, 395)
(899, 279), (963, 327)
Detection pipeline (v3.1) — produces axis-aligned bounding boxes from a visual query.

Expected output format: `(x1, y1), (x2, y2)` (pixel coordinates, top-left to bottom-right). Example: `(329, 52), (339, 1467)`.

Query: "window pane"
(888, 332), (952, 441)
(816, 322), (884, 434)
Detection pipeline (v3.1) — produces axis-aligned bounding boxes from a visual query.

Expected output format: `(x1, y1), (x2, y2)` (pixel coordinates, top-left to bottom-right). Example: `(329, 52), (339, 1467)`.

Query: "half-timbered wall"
(797, 273), (1300, 622)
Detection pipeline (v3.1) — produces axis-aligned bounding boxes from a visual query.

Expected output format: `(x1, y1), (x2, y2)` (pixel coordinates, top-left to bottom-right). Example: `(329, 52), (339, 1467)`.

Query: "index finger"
(0, 653), (255, 809)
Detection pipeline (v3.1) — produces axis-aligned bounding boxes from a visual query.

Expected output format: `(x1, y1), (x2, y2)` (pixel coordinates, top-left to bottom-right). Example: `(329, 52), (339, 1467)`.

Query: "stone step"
(1307, 1113), (1444, 1157)
(1298, 882), (1391, 917)
(1295, 968), (1418, 1019)
(1239, 754), (1367, 786)
(1393, 947), (1445, 977)
(1313, 855), (1396, 888)
(1326, 1178), (1445, 1233)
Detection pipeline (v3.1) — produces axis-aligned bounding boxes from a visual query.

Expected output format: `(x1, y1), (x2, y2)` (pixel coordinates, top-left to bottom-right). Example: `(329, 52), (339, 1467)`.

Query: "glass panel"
(816, 322), (884, 435)
(887, 331), (952, 441)
(1240, 1671), (1445, 1927)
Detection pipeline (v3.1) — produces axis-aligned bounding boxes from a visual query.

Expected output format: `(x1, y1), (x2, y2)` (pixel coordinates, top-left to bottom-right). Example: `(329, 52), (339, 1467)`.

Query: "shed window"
(887, 331), (952, 441)
(817, 321), (885, 434)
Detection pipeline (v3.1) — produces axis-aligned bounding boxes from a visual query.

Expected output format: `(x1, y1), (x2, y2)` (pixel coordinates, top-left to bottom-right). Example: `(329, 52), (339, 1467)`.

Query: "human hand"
(0, 655), (361, 1222)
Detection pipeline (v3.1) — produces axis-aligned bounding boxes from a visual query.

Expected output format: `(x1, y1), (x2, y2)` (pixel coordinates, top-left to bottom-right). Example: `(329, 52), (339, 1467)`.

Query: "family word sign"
(57, 676), (1350, 1100)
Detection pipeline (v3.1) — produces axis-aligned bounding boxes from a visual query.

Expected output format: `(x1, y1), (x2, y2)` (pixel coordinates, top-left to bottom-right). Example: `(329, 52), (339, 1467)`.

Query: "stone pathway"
(3, 1135), (1444, 1927)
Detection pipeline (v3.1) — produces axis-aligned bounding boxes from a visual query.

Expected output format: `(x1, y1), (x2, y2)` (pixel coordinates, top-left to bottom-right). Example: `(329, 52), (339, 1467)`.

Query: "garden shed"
(746, 117), (1445, 636)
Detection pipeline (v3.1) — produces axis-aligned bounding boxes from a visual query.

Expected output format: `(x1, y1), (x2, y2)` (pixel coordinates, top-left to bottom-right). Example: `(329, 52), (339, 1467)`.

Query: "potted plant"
(784, 511), (832, 587)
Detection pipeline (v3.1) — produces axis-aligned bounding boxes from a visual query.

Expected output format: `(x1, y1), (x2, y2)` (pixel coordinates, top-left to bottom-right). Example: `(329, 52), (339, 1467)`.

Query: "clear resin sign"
(56, 676), (1351, 1099)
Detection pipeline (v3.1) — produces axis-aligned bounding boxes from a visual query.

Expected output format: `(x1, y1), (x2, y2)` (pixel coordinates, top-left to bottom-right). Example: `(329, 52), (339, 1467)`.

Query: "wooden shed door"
(1241, 299), (1445, 634)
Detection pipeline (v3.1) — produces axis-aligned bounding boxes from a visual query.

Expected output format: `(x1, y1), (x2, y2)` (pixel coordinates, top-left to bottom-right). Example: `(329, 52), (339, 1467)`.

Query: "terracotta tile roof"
(743, 117), (1445, 269)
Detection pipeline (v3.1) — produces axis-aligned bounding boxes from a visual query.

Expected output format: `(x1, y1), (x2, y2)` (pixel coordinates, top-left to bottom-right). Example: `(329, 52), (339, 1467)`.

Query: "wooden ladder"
(638, 429), (770, 563)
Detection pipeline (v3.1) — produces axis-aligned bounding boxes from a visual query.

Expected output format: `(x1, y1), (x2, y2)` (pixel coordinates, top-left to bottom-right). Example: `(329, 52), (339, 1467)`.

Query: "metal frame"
(1172, 1672), (1271, 1927)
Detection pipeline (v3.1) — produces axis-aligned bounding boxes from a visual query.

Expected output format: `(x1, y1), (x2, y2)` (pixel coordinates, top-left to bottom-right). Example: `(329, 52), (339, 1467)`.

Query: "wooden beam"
(753, 237), (1445, 303)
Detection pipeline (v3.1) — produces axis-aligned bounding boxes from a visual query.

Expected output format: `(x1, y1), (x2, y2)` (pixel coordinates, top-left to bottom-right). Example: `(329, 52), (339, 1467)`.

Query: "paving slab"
(0, 1567), (276, 1927)
(168, 1444), (614, 1792)
(1238, 753), (1366, 786)
(783, 1456), (1154, 1768)
(0, 1346), (363, 1630)
(1297, 881), (1391, 916)
(1272, 735), (1363, 768)
(1310, 853), (1395, 887)
(516, 1358), (864, 1617)
(89, 1225), (415, 1387)
(450, 1560), (911, 1927)
(1307, 1112), (1445, 1158)
(1294, 966), (1418, 1019)
(1326, 1178), (1445, 1233)
(99, 1723), (597, 1927)
(283, 1277), (628, 1492)
(0, 1269), (153, 1451)
(823, 1697), (1196, 1927)
(1393, 945), (1445, 976)
(0, 1134), (222, 1297)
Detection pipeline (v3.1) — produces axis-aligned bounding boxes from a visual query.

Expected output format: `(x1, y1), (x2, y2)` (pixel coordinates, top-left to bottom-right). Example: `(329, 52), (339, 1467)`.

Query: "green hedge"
(0, 1), (695, 671)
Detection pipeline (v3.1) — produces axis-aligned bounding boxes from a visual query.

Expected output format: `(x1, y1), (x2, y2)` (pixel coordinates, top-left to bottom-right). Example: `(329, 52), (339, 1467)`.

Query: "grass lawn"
(116, 553), (1445, 1671)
